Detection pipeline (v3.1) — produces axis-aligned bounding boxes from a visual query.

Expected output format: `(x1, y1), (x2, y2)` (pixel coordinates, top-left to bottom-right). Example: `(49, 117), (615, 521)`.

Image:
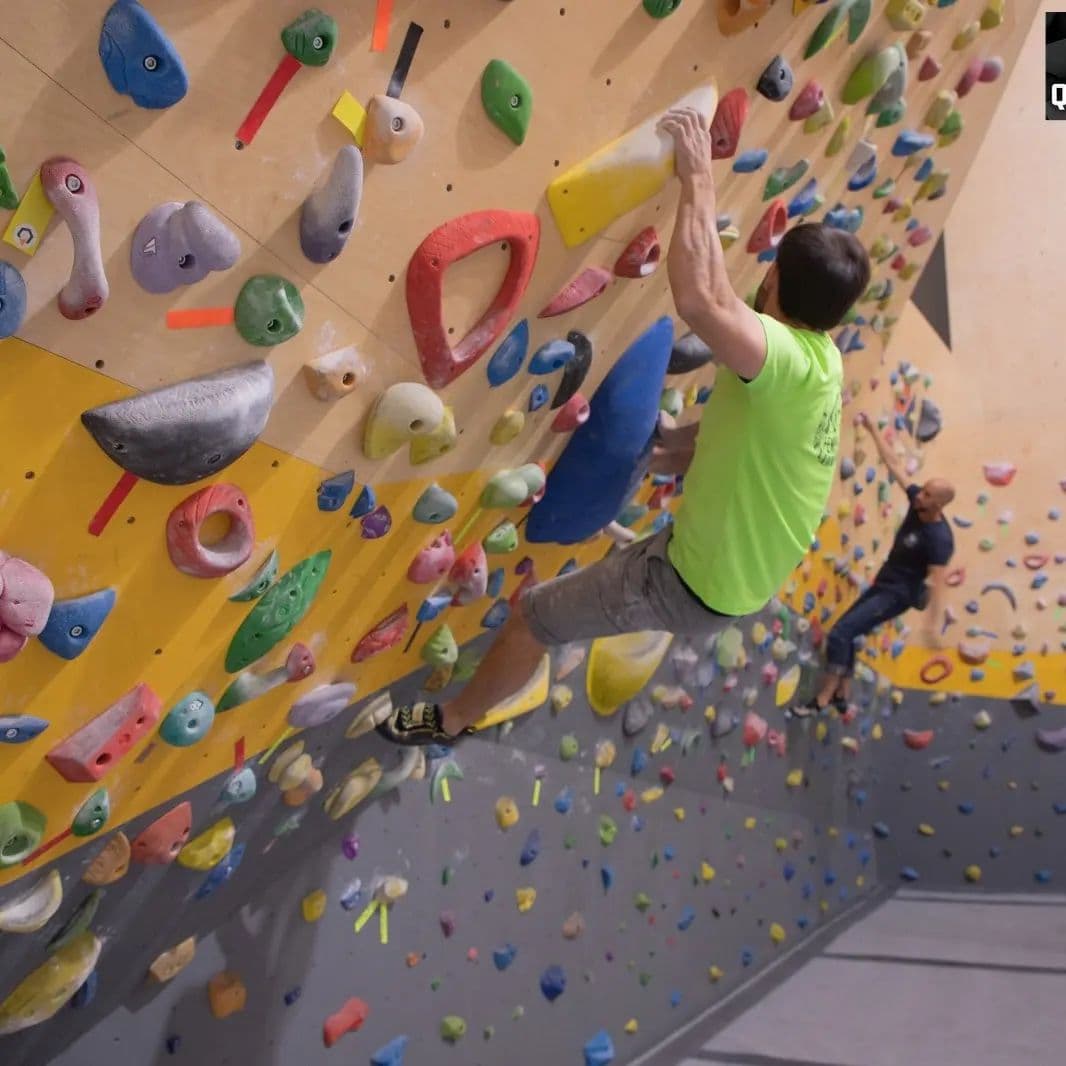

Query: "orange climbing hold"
(323, 997), (369, 1047)
(903, 729), (934, 751)
(717, 0), (772, 37)
(208, 971), (246, 1019)
(919, 656), (953, 685)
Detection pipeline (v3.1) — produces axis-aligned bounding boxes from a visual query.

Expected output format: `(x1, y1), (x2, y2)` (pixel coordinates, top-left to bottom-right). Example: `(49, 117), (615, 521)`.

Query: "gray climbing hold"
(757, 55), (794, 102)
(711, 711), (736, 738)
(1035, 726), (1066, 753)
(915, 397), (942, 442)
(287, 683), (357, 728)
(623, 696), (655, 737)
(299, 146), (363, 264)
(81, 361), (274, 485)
(0, 260), (28, 340)
(130, 202), (240, 294)
(668, 332), (713, 375)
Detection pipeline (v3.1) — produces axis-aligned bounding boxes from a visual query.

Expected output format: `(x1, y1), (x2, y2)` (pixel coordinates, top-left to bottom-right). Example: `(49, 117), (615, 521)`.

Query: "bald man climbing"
(378, 107), (871, 747)
(794, 413), (955, 716)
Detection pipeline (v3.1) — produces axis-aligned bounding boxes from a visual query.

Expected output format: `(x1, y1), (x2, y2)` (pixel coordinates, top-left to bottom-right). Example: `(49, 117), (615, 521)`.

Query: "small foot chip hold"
(371, 1035), (409, 1065)
(149, 938), (196, 983)
(323, 996), (368, 1047)
(441, 1015), (467, 1043)
(207, 971), (246, 1020)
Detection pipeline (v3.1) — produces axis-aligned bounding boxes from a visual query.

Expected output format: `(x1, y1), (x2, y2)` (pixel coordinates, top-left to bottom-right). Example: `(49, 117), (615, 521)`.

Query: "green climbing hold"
(0, 148), (19, 211)
(229, 550), (279, 603)
(441, 1015), (467, 1043)
(716, 626), (744, 669)
(804, 0), (872, 60)
(453, 647), (482, 682)
(598, 815), (618, 846)
(281, 9), (338, 67)
(873, 178), (895, 198)
(483, 521), (518, 554)
(71, 789), (110, 838)
(481, 60), (533, 145)
(639, 971), (653, 987)
(875, 99), (906, 127)
(635, 892), (652, 911)
(659, 388), (683, 417)
(644, 0), (682, 15)
(559, 734), (579, 760)
(842, 45), (904, 105)
(234, 274), (305, 347)
(938, 110), (963, 145)
(47, 889), (102, 954)
(225, 551), (332, 672)
(826, 117), (850, 157)
(422, 624), (458, 668)
(564, 834), (576, 849)
(763, 160), (809, 199)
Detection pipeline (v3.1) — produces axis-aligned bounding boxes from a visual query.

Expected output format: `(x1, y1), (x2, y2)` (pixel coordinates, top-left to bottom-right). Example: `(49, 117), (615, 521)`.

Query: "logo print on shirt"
(903, 532), (919, 549)
(812, 399), (841, 467)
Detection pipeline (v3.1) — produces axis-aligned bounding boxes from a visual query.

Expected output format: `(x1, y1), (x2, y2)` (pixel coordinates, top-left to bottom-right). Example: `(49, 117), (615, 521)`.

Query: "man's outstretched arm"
(659, 108), (766, 382)
(857, 412), (909, 492)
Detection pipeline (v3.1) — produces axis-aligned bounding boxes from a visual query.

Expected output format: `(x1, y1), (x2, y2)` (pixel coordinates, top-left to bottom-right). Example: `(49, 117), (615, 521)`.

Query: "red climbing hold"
(130, 802), (193, 865)
(351, 605), (409, 663)
(982, 461), (1016, 486)
(918, 56), (940, 81)
(322, 997), (369, 1047)
(907, 226), (933, 247)
(743, 711), (768, 748)
(550, 393), (591, 433)
(406, 210), (540, 388)
(956, 56), (983, 97)
(903, 729), (934, 751)
(660, 766), (676, 786)
(165, 483), (255, 578)
(918, 656), (953, 685)
(407, 531), (456, 584)
(709, 88), (749, 160)
(747, 200), (788, 254)
(449, 542), (488, 605)
(538, 267), (612, 319)
(614, 227), (661, 278)
(788, 81), (824, 121)
(286, 643), (316, 681)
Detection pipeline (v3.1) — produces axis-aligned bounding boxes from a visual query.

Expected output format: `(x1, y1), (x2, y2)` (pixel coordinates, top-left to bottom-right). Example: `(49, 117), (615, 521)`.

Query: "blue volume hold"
(38, 588), (117, 660)
(99, 0), (189, 110)
(487, 319), (529, 386)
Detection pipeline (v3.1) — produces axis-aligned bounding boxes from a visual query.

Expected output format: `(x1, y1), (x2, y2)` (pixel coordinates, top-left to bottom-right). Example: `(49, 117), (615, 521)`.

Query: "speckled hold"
(559, 734), (579, 760)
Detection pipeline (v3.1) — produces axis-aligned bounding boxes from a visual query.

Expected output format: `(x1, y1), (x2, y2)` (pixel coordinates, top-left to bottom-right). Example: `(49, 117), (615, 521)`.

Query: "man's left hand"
(658, 108), (713, 186)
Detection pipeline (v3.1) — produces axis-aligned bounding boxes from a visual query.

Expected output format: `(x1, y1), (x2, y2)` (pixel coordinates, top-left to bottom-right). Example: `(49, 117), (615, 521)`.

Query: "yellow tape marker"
(594, 767), (601, 796)
(354, 898), (379, 934)
(331, 92), (367, 147)
(379, 901), (389, 944)
(531, 779), (542, 807)
(3, 172), (55, 256)
(441, 778), (452, 804)
(259, 726), (294, 765)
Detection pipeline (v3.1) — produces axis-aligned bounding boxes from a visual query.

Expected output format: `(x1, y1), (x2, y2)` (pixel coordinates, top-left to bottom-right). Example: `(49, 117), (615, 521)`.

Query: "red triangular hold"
(407, 210), (541, 389)
(538, 267), (612, 318)
(788, 80), (824, 121)
(710, 88), (750, 160)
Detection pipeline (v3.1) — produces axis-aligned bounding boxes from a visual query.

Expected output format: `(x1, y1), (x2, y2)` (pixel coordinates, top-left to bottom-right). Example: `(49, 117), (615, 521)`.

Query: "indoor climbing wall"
(0, 0), (1043, 1060)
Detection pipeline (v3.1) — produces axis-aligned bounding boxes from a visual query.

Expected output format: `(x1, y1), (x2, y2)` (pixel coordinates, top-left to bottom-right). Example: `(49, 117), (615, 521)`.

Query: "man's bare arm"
(859, 413), (909, 492)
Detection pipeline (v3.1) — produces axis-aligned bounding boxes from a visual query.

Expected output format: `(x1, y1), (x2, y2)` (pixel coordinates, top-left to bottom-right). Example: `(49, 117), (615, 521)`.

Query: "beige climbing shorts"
(522, 526), (735, 645)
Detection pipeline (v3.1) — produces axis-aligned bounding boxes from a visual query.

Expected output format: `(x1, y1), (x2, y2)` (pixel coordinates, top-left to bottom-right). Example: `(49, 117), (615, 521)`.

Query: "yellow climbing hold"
(774, 837), (787, 853)
(547, 84), (718, 247)
(177, 818), (235, 872)
(973, 710), (992, 730)
(409, 405), (458, 465)
(496, 796), (520, 830)
(149, 938), (196, 983)
(701, 863), (716, 882)
(769, 923), (786, 944)
(550, 684), (573, 713)
(708, 965), (724, 982)
(815, 721), (828, 742)
(324, 757), (383, 819)
(595, 739), (617, 768)
(937, 780), (950, 792)
(785, 768), (804, 788)
(965, 865), (982, 883)
(587, 630), (672, 716)
(624, 1018), (639, 1035)
(474, 655), (550, 731)
(775, 664), (801, 706)
(872, 723), (884, 741)
(1009, 825), (1024, 838)
(744, 816), (757, 830)
(302, 890), (328, 923)
(841, 737), (860, 754)
(515, 887), (536, 912)
(641, 786), (664, 804)
(828, 826), (839, 839)
(490, 409), (525, 446)
(980, 0), (1004, 29)
(751, 621), (767, 646)
(918, 823), (936, 837)
(673, 807), (686, 822)
(952, 20), (980, 50)
(820, 900), (830, 913)
(0, 932), (101, 1035)
(704, 705), (717, 722)
(650, 723), (671, 754)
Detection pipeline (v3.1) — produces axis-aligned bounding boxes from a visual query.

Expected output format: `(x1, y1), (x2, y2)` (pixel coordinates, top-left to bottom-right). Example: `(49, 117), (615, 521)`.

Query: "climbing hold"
(0, 260), (28, 339)
(408, 531), (456, 584)
(0, 932), (101, 1035)
(490, 410), (525, 445)
(903, 729), (934, 750)
(178, 817), (235, 872)
(323, 997), (368, 1047)
(805, 0), (873, 58)
(584, 1029), (616, 1066)
(551, 393), (591, 433)
(770, 922), (786, 944)
(747, 200), (788, 253)
(0, 870), (63, 934)
(149, 938), (196, 983)
(234, 274), (304, 346)
(919, 656), (953, 685)
(669, 332), (713, 375)
(130, 802), (192, 865)
(166, 483), (254, 578)
(130, 201), (240, 293)
(539, 267), (612, 318)
(303, 345), (368, 402)
(409, 406), (457, 465)
(842, 44), (906, 108)
(481, 59), (533, 145)
(493, 943), (518, 970)
(645, 0), (683, 15)
(441, 1015), (467, 1043)
(98, 0), (187, 108)
(547, 84), (716, 247)
(207, 971), (246, 1020)
(300, 146), (363, 264)
(983, 461), (1016, 486)
(516, 887), (537, 912)
(364, 95), (424, 164)
(789, 81), (825, 120)
(371, 1037), (409, 1066)
(892, 129), (935, 156)
(81, 361), (274, 486)
(323, 758), (383, 819)
(40, 157), (109, 319)
(407, 210), (540, 387)
(952, 20), (979, 50)
(364, 382), (445, 460)
(83, 832), (130, 885)
(615, 227), (661, 278)
(159, 691), (216, 747)
(764, 160), (809, 199)
(288, 683), (357, 729)
(37, 588), (117, 661)
(496, 796), (520, 830)
(756, 55), (793, 101)
(226, 551), (331, 672)
(733, 148), (768, 173)
(540, 965), (567, 1002)
(1035, 727), (1066, 753)
(318, 470), (355, 512)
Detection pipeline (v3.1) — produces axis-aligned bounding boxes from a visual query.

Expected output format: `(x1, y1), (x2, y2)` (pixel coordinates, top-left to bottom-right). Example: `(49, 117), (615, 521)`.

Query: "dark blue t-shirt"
(876, 485), (954, 596)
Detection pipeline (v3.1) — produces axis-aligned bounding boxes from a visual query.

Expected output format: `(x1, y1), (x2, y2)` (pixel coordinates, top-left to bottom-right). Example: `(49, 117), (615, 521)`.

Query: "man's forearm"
(667, 175), (729, 317)
(867, 427), (906, 486)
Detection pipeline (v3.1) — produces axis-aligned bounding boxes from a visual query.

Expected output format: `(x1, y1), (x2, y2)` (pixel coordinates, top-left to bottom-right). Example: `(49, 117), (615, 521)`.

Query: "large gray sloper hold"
(81, 361), (274, 485)
(130, 202), (240, 294)
(300, 145), (364, 264)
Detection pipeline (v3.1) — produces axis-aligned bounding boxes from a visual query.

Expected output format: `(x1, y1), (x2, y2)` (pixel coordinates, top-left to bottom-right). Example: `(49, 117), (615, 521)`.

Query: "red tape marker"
(234, 738), (246, 769)
(235, 53), (303, 149)
(372, 0), (394, 52)
(22, 827), (72, 866)
(166, 306), (234, 330)
(89, 471), (139, 537)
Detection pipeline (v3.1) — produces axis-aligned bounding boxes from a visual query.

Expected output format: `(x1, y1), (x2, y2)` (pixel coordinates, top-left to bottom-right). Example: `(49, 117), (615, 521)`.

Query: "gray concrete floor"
(656, 890), (1066, 1066)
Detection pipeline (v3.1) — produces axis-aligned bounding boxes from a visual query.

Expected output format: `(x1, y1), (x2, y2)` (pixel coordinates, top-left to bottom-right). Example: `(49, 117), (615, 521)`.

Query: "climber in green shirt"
(378, 106), (871, 746)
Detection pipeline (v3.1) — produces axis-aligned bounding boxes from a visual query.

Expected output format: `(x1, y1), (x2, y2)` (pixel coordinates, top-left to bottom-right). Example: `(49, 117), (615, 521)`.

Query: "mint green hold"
(234, 274), (305, 347)
(71, 788), (110, 837)
(483, 521), (518, 554)
(481, 60), (533, 145)
(422, 624), (458, 668)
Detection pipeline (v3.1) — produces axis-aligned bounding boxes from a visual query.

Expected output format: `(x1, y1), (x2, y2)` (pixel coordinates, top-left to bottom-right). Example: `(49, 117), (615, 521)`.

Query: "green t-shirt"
(668, 313), (842, 616)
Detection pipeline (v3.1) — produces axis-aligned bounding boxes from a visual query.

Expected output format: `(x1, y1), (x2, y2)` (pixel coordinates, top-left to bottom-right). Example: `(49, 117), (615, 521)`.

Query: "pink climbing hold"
(0, 552), (55, 662)
(407, 531), (456, 584)
(709, 88), (749, 160)
(979, 57), (1003, 83)
(165, 484), (255, 578)
(983, 461), (1016, 486)
(903, 729), (934, 751)
(955, 56), (983, 98)
(918, 56), (940, 81)
(788, 81), (824, 121)
(614, 227), (661, 278)
(351, 604), (409, 663)
(286, 643), (316, 681)
(537, 267), (612, 318)
(449, 542), (488, 605)
(767, 729), (786, 757)
(551, 393), (591, 433)
(743, 711), (768, 748)
(747, 200), (788, 254)
(907, 226), (933, 247)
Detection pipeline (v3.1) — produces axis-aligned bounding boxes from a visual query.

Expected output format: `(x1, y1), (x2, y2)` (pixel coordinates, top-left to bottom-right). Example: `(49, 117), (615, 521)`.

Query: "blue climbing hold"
(803, 592), (816, 613)
(194, 843), (245, 900)
(617, 503), (647, 527)
(554, 787), (573, 814)
(98, 0), (189, 109)
(892, 130), (935, 157)
(159, 691), (216, 747)
(670, 990), (682, 1008)
(417, 594), (452, 623)
(801, 881), (813, 899)
(584, 1029), (615, 1066)
(757, 248), (778, 263)
(38, 588), (117, 661)
(787, 178), (819, 218)
(783, 861), (796, 881)
(529, 384), (549, 412)
(631, 815), (645, 832)
(340, 880), (363, 911)
(696, 385), (712, 403)
(283, 987), (302, 1006)
(487, 567), (505, 597)
(1035, 869), (1053, 884)
(914, 156), (934, 181)
(733, 148), (768, 173)
(600, 865), (614, 891)
(70, 969), (98, 1009)
(529, 339), (575, 375)
(677, 907), (695, 931)
(957, 802), (974, 815)
(528, 317), (672, 545)
(371, 1036), (409, 1066)
(824, 870), (837, 886)
(318, 470), (355, 511)
(824, 204), (863, 233)
(740, 947), (754, 967)
(481, 598), (510, 629)
(165, 1036), (182, 1055)
(859, 849), (871, 867)
(651, 512), (673, 533)
(631, 748), (648, 775)
(540, 964), (567, 1002)
(557, 558), (578, 576)
(0, 716), (50, 744)
(0, 260), (28, 340)
(847, 157), (877, 192)
(487, 319), (529, 386)
(493, 943), (518, 971)
(663, 846), (675, 862)
(797, 915), (810, 930)
(900, 866), (919, 882)
(349, 484), (376, 518)
(520, 828), (542, 866)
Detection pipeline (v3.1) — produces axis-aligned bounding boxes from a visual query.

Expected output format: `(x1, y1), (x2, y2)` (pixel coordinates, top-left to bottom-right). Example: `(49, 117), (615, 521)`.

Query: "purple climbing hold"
(361, 505), (392, 539)
(520, 828), (542, 866)
(342, 833), (359, 860)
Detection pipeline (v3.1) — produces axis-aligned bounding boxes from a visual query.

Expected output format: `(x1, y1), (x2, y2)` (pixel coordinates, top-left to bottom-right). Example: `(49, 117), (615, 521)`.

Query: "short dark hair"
(775, 223), (871, 331)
